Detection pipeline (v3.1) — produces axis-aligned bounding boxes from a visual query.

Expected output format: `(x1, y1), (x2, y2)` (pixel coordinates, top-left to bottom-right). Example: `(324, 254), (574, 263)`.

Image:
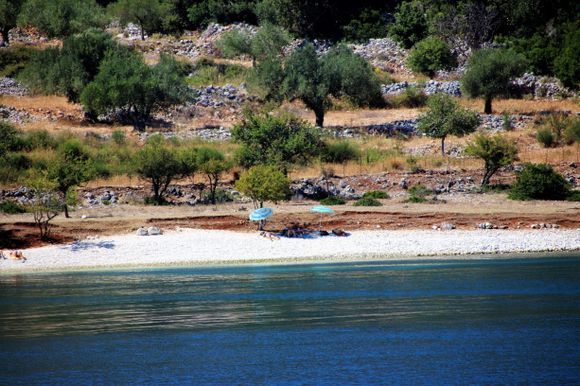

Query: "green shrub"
(387, 86), (427, 108)
(566, 191), (580, 201)
(0, 201), (27, 214)
(407, 37), (457, 77)
(563, 119), (580, 145)
(187, 60), (249, 87)
(509, 163), (570, 201)
(320, 196), (346, 205)
(536, 127), (555, 148)
(405, 184), (432, 203)
(203, 188), (233, 203)
(0, 46), (36, 77)
(342, 8), (389, 42)
(554, 21), (579, 89)
(362, 190), (390, 199)
(112, 130), (126, 146)
(353, 197), (383, 206)
(389, 1), (428, 49)
(322, 141), (360, 164)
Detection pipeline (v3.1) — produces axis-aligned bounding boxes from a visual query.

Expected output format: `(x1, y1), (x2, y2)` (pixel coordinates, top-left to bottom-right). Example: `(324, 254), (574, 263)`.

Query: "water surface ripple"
(1, 255), (579, 384)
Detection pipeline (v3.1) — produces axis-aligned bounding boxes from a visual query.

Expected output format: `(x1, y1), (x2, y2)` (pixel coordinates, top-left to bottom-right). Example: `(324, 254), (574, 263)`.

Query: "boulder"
(147, 226), (163, 236)
(136, 227), (149, 236)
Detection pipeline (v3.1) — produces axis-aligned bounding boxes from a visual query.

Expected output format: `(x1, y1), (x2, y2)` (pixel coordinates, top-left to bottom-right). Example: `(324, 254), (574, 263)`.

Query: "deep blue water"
(1, 254), (580, 385)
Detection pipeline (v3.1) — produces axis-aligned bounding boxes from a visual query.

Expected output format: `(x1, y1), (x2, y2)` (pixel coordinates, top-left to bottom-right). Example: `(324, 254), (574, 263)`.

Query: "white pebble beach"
(1, 228), (579, 274)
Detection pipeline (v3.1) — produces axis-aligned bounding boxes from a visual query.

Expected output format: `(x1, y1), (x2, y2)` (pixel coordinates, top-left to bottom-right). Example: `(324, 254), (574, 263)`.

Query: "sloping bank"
(1, 229), (579, 274)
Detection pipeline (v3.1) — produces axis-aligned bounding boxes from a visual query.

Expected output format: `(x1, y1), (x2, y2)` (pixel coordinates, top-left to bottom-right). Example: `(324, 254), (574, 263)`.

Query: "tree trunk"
(484, 96), (492, 114)
(63, 203), (70, 218)
(140, 23), (145, 41)
(441, 137), (446, 156)
(1, 28), (9, 46)
(314, 108), (324, 128)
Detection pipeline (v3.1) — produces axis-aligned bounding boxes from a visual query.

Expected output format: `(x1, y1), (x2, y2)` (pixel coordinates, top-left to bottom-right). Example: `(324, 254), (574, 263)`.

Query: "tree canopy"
(465, 133), (518, 187)
(235, 164), (290, 209)
(461, 48), (527, 114)
(232, 112), (322, 173)
(417, 94), (479, 155)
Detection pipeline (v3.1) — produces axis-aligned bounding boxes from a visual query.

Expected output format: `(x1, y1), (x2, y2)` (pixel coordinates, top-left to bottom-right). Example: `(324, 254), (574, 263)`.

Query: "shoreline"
(1, 228), (579, 275)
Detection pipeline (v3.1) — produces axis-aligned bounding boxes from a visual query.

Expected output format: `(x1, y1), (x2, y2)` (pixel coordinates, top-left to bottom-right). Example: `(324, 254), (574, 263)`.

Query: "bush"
(0, 45), (36, 77)
(353, 197), (382, 206)
(554, 21), (579, 89)
(509, 163), (571, 201)
(363, 190), (390, 199)
(235, 164), (290, 208)
(566, 191), (580, 202)
(187, 59), (249, 87)
(342, 8), (389, 42)
(322, 141), (360, 164)
(407, 37), (457, 77)
(417, 94), (479, 155)
(536, 127), (555, 148)
(405, 184), (431, 203)
(563, 119), (580, 145)
(202, 188), (233, 204)
(465, 133), (519, 187)
(0, 201), (26, 214)
(389, 1), (428, 49)
(320, 196), (346, 205)
(387, 86), (427, 108)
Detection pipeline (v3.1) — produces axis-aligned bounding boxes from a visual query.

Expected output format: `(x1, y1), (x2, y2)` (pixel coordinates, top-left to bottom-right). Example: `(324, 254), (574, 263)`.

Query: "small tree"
(135, 135), (182, 205)
(509, 163), (571, 201)
(196, 147), (230, 205)
(554, 21), (579, 89)
(465, 133), (518, 187)
(25, 171), (62, 239)
(17, 0), (105, 38)
(0, 120), (18, 159)
(417, 94), (479, 155)
(282, 44), (382, 127)
(388, 0), (428, 49)
(48, 139), (95, 218)
(236, 165), (290, 209)
(232, 112), (322, 173)
(0, 0), (25, 45)
(218, 23), (290, 67)
(81, 51), (189, 129)
(108, 0), (165, 40)
(407, 37), (457, 77)
(461, 48), (526, 114)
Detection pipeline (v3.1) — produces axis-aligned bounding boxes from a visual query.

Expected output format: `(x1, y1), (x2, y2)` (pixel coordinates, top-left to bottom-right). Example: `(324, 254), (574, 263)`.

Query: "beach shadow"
(64, 240), (116, 252)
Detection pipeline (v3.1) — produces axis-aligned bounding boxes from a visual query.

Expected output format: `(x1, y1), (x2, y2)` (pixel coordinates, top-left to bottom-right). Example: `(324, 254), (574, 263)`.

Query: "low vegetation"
(509, 163), (571, 201)
(353, 197), (382, 207)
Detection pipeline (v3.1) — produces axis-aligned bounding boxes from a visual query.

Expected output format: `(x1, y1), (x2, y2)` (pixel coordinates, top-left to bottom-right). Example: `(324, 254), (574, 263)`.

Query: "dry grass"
(0, 95), (79, 112)
(282, 104), (421, 126)
(459, 98), (580, 114)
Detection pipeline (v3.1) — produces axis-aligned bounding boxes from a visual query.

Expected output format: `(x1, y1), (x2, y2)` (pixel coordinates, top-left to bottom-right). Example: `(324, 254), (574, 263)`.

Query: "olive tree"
(417, 94), (479, 155)
(282, 44), (382, 127)
(196, 147), (231, 205)
(461, 48), (526, 114)
(232, 112), (322, 173)
(81, 51), (189, 129)
(48, 139), (95, 218)
(218, 23), (290, 67)
(25, 170), (63, 239)
(135, 135), (183, 205)
(465, 133), (518, 187)
(0, 0), (24, 45)
(108, 0), (165, 40)
(18, 0), (105, 38)
(236, 165), (290, 209)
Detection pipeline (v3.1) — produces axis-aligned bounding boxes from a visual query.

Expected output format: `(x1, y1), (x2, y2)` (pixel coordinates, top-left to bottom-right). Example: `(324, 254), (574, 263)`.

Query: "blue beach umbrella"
(249, 207), (273, 230)
(311, 205), (335, 229)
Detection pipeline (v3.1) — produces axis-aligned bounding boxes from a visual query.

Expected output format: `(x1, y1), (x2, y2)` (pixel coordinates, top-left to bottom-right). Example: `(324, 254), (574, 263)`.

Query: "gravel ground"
(2, 229), (579, 273)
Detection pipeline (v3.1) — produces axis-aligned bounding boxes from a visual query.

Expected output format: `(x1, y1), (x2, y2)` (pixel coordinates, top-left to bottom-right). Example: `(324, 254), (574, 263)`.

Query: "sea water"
(1, 254), (579, 384)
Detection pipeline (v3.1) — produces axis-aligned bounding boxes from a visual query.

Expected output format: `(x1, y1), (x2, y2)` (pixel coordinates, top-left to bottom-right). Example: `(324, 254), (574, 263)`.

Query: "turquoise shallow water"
(1, 254), (579, 384)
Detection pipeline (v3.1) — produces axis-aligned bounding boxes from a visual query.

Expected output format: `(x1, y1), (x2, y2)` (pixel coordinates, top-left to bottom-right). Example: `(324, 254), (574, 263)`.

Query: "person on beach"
(8, 250), (26, 262)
